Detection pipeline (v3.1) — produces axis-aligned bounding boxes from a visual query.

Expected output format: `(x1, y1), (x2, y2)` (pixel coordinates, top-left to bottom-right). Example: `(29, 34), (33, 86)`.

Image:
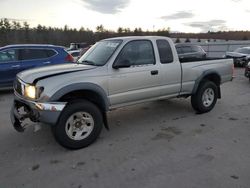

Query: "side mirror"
(113, 59), (131, 69)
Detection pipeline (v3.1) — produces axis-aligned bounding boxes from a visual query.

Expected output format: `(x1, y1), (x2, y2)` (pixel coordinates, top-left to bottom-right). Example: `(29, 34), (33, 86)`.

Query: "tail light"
(65, 54), (74, 62)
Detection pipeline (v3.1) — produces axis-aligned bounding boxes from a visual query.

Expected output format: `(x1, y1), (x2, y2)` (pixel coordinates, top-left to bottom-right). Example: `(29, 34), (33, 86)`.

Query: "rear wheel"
(52, 100), (103, 149)
(191, 81), (218, 113)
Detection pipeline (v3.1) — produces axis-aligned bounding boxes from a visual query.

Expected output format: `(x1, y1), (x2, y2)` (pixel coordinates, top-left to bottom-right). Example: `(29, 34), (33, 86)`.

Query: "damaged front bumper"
(10, 93), (66, 132)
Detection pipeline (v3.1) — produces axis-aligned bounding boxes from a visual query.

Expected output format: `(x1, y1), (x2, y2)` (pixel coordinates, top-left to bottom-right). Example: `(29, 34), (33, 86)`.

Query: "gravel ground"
(0, 68), (250, 188)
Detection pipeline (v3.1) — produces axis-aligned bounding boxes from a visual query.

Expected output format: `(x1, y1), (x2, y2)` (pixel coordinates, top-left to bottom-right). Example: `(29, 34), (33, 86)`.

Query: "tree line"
(1, 18), (250, 47)
(0, 18), (170, 47)
(172, 30), (250, 42)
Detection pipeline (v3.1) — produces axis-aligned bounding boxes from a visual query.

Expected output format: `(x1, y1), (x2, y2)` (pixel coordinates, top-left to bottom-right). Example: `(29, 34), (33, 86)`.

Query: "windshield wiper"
(78, 60), (96, 66)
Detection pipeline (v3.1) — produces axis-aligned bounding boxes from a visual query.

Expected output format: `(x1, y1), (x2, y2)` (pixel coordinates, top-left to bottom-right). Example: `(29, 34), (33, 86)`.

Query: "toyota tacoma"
(11, 36), (234, 149)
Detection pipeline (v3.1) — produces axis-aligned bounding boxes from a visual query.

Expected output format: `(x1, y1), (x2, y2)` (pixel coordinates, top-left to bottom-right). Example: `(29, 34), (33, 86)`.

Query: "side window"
(20, 49), (49, 60)
(71, 52), (80, 57)
(116, 40), (155, 66)
(182, 46), (192, 53)
(191, 46), (202, 53)
(45, 49), (57, 57)
(176, 47), (182, 54)
(0, 49), (18, 63)
(156, 40), (173, 64)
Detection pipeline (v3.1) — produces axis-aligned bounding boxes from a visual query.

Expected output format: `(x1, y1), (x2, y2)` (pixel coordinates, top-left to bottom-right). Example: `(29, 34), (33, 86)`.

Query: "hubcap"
(65, 112), (94, 141)
(202, 88), (215, 107)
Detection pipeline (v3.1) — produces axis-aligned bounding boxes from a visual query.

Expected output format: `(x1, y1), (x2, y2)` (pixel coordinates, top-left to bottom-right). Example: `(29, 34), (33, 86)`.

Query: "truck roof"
(103, 36), (170, 41)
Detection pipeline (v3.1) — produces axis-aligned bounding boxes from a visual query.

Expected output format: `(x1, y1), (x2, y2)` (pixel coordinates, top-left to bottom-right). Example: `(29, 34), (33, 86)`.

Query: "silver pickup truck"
(11, 36), (234, 149)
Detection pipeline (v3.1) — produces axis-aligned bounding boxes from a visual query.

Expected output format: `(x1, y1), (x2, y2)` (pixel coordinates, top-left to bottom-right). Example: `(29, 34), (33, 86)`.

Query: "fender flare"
(192, 70), (221, 96)
(49, 83), (110, 111)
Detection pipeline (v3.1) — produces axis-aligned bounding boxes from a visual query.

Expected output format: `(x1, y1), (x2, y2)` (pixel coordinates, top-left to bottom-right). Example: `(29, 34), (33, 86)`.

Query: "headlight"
(25, 85), (36, 99)
(24, 85), (44, 99)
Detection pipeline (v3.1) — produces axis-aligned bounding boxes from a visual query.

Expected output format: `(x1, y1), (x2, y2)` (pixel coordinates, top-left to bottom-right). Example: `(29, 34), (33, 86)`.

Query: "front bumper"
(10, 92), (66, 132)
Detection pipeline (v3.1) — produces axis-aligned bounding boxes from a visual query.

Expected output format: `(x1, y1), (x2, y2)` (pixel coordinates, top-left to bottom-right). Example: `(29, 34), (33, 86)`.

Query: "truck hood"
(17, 63), (96, 84)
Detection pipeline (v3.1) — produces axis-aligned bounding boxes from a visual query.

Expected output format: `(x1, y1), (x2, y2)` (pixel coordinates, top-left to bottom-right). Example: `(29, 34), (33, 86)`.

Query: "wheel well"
(200, 73), (221, 98)
(202, 73), (221, 86)
(58, 90), (107, 112)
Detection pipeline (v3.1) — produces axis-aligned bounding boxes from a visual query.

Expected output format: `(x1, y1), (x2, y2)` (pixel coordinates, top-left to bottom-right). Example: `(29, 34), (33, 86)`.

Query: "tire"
(52, 99), (103, 149)
(191, 81), (218, 113)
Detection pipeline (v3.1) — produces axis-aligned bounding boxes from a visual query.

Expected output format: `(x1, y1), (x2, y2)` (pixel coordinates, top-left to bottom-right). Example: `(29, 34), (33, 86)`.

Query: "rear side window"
(176, 47), (182, 54)
(116, 40), (155, 66)
(156, 40), (173, 64)
(46, 49), (57, 57)
(71, 52), (80, 57)
(20, 49), (56, 60)
(191, 46), (202, 53)
(0, 49), (18, 63)
(181, 46), (192, 53)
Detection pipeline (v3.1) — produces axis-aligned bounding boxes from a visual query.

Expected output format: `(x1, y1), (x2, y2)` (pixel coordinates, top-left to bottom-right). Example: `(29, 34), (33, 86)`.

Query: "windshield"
(234, 48), (250, 54)
(77, 40), (122, 66)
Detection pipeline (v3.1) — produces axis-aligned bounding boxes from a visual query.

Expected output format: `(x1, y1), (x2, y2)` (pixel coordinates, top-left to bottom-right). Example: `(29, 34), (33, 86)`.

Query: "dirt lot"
(0, 68), (250, 188)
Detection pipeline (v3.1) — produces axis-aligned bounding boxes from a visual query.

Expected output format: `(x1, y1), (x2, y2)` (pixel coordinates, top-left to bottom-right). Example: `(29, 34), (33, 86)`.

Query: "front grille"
(14, 79), (23, 96)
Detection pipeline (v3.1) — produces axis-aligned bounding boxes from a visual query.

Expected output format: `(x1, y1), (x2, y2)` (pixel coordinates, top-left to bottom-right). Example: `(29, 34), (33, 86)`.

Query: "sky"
(0, 0), (250, 33)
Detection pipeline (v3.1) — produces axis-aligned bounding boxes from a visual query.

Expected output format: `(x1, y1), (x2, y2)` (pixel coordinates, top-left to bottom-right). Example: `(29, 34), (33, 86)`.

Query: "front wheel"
(52, 100), (103, 149)
(191, 81), (218, 113)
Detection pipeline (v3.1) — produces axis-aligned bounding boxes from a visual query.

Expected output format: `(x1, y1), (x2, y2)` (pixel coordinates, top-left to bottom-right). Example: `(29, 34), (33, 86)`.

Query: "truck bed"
(180, 58), (234, 95)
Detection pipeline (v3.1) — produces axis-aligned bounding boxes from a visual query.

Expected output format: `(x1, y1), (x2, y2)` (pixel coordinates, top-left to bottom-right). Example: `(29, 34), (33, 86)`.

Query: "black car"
(175, 44), (207, 62)
(225, 47), (250, 67)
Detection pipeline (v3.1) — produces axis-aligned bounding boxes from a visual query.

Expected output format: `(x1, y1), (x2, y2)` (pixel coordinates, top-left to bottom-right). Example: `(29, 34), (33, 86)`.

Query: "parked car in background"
(244, 62), (250, 82)
(0, 44), (74, 88)
(68, 50), (81, 62)
(68, 46), (92, 62)
(175, 44), (207, 62)
(225, 47), (250, 67)
(67, 42), (88, 51)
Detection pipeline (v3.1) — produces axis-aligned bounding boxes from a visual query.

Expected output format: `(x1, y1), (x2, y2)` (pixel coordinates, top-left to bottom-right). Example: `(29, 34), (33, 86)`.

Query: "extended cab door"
(156, 39), (182, 96)
(108, 40), (161, 106)
(0, 49), (20, 87)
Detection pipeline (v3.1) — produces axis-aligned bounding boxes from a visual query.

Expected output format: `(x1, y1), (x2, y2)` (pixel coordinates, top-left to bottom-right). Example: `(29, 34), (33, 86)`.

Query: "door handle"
(151, 70), (158, 75)
(11, 65), (20, 68)
(43, 61), (51, 64)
